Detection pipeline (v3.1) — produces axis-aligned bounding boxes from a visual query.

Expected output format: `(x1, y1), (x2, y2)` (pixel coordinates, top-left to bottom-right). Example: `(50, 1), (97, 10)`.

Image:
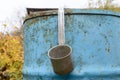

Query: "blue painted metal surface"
(23, 9), (120, 80)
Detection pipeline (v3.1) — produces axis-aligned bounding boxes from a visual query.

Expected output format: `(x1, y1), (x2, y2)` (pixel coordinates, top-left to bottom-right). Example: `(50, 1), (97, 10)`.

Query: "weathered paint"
(23, 9), (120, 80)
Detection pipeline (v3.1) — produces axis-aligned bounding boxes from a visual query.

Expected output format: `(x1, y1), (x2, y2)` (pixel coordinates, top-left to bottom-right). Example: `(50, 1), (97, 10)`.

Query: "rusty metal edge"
(23, 9), (120, 24)
(27, 8), (57, 15)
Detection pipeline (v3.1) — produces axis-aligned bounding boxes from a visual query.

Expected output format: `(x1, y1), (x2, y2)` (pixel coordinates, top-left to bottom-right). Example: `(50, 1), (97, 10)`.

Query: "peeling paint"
(100, 33), (111, 53)
(23, 9), (120, 80)
(36, 58), (43, 66)
(26, 18), (39, 27)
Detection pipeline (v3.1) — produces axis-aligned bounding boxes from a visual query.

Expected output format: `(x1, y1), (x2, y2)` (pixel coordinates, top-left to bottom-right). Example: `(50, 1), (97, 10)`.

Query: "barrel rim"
(23, 9), (120, 24)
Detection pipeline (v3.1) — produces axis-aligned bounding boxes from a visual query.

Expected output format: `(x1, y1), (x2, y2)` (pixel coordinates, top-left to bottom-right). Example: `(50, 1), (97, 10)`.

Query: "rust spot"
(75, 56), (83, 67)
(25, 10), (58, 20)
(42, 26), (54, 43)
(40, 11), (46, 16)
(67, 36), (74, 45)
(50, 43), (53, 48)
(26, 18), (39, 27)
(97, 48), (101, 52)
(74, 57), (82, 73)
(100, 33), (111, 53)
(89, 55), (95, 59)
(27, 8), (57, 14)
(78, 68), (82, 73)
(36, 58), (43, 66)
(46, 66), (51, 71)
(78, 21), (87, 36)
(83, 30), (87, 36)
(65, 9), (73, 14)
(44, 16), (48, 20)
(66, 15), (74, 32)
(111, 65), (114, 67)
(105, 46), (110, 53)
(99, 23), (101, 26)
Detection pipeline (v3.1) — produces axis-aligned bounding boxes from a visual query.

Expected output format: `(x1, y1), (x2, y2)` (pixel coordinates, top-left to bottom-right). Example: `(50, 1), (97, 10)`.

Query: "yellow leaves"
(0, 47), (5, 53)
(2, 23), (7, 28)
(13, 26), (18, 30)
(0, 35), (23, 79)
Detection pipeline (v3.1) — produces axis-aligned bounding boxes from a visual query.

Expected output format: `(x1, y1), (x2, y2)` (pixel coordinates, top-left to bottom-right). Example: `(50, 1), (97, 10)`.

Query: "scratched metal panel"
(23, 9), (120, 80)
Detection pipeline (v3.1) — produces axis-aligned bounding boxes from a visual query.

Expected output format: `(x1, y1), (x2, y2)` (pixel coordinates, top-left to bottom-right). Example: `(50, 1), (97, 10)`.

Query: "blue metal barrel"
(23, 9), (120, 80)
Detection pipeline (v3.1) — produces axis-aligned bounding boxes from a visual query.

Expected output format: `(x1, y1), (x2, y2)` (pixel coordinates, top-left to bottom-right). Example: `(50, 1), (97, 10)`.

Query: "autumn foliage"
(0, 33), (23, 80)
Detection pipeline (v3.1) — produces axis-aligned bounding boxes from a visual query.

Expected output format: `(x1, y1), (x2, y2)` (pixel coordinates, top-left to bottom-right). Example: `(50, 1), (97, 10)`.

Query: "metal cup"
(48, 45), (73, 75)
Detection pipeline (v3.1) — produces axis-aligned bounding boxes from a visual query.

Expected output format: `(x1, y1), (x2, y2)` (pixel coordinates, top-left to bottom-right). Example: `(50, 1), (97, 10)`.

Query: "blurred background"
(0, 0), (120, 79)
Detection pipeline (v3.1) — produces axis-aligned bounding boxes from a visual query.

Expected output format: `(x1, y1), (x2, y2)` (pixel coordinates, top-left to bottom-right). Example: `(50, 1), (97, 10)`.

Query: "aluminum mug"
(48, 45), (73, 75)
